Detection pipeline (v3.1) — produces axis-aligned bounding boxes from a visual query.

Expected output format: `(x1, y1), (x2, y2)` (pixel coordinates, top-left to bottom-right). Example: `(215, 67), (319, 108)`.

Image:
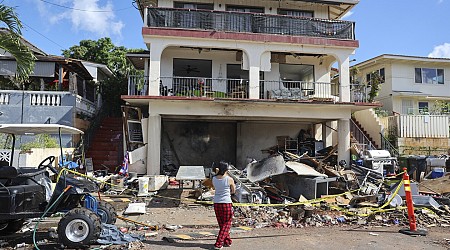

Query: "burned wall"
(161, 120), (236, 171)
(236, 122), (310, 169)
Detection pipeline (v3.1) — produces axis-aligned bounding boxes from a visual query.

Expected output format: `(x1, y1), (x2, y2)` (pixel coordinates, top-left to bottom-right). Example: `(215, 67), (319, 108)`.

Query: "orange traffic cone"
(399, 168), (427, 236)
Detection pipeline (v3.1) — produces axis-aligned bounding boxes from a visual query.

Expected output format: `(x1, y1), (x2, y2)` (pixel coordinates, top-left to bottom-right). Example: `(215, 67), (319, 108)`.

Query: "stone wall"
(398, 137), (450, 156)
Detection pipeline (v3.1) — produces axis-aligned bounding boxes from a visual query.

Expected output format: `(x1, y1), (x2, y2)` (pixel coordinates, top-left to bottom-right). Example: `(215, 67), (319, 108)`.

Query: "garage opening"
(160, 118), (320, 175)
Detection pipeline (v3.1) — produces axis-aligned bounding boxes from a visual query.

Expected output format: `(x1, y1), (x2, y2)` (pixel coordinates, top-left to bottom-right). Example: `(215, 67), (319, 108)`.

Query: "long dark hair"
(215, 161), (229, 176)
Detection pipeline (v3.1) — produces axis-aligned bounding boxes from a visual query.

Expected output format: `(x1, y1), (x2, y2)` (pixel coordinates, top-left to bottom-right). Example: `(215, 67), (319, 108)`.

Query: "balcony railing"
(160, 77), (249, 98)
(128, 75), (338, 101)
(128, 75), (148, 96)
(350, 84), (369, 102)
(146, 7), (355, 40)
(263, 80), (338, 100)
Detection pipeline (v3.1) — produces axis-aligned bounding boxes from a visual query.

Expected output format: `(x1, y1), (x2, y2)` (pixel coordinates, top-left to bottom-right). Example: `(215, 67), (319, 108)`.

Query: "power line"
(22, 21), (66, 51)
(38, 0), (133, 12)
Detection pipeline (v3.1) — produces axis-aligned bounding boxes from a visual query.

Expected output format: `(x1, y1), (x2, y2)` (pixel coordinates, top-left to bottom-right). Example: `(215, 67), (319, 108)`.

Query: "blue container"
(431, 168), (445, 179)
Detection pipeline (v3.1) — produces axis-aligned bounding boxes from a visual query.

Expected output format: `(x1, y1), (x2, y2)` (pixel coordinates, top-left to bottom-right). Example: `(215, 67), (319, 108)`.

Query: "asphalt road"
(2, 224), (449, 249)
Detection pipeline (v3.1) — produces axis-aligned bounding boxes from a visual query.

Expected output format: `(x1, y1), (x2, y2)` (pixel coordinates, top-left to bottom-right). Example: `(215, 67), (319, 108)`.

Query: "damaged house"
(121, 0), (378, 177)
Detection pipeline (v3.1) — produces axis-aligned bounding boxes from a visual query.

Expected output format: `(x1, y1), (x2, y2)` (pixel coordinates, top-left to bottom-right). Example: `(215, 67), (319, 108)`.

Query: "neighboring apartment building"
(0, 31), (112, 144)
(353, 54), (450, 155)
(122, 0), (376, 175)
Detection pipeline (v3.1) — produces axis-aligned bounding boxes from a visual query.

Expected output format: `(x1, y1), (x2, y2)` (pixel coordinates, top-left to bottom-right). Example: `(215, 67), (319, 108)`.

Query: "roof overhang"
(0, 124), (84, 135)
(391, 90), (428, 97)
(354, 54), (450, 69)
(126, 51), (150, 70)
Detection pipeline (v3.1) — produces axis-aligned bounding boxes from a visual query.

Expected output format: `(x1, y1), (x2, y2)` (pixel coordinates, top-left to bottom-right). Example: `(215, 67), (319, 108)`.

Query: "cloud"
(428, 43), (450, 58)
(70, 0), (124, 37)
(37, 0), (124, 38)
(438, 0), (444, 4)
(342, 11), (353, 19)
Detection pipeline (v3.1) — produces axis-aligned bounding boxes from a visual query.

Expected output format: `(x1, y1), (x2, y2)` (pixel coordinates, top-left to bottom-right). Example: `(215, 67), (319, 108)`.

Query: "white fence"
(385, 115), (449, 138)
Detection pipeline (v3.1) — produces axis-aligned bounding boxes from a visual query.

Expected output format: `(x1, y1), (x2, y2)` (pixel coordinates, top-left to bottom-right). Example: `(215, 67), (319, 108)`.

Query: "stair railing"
(83, 103), (107, 151)
(350, 118), (376, 152)
(380, 132), (400, 157)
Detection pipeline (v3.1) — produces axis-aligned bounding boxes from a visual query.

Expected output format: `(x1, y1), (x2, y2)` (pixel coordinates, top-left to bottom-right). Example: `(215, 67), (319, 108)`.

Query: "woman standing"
(212, 162), (236, 249)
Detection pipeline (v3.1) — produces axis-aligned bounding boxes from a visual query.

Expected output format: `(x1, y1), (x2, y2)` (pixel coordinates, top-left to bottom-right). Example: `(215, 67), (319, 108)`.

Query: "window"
(402, 99), (413, 114)
(415, 68), (444, 84)
(418, 102), (429, 114)
(278, 9), (313, 17)
(366, 68), (385, 84)
(174, 2), (214, 10)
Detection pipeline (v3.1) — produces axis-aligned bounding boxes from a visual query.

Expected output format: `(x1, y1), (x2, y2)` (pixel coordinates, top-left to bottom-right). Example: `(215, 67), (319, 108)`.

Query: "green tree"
(0, 4), (36, 80)
(62, 38), (144, 115)
(367, 71), (382, 102)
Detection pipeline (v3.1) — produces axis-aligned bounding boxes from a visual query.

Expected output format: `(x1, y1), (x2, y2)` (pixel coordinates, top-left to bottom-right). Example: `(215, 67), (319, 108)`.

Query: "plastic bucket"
(138, 177), (149, 195)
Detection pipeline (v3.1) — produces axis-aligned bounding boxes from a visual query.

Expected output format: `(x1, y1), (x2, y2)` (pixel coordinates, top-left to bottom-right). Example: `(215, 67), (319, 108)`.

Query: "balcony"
(0, 90), (97, 117)
(128, 75), (339, 101)
(146, 7), (355, 40)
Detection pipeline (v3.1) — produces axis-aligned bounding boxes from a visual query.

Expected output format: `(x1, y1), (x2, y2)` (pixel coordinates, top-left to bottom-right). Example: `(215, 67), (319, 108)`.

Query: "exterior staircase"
(86, 117), (123, 172)
(350, 117), (378, 151)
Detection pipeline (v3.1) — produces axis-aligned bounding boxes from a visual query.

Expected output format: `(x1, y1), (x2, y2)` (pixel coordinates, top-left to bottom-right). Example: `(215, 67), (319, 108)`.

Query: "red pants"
(214, 203), (233, 248)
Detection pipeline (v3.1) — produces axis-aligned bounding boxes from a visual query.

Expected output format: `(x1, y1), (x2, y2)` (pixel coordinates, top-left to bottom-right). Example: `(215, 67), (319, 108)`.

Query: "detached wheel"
(97, 200), (117, 224)
(0, 220), (24, 235)
(57, 208), (101, 248)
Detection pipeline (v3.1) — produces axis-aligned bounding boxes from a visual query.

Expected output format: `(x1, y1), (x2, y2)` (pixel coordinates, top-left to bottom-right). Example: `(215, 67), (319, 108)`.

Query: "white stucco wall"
(391, 62), (450, 97)
(160, 47), (333, 90)
(357, 58), (450, 114)
(353, 109), (384, 147)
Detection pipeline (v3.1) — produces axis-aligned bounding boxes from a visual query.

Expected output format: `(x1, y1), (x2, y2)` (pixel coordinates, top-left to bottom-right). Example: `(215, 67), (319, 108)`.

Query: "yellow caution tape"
(379, 179), (404, 209)
(195, 188), (360, 207)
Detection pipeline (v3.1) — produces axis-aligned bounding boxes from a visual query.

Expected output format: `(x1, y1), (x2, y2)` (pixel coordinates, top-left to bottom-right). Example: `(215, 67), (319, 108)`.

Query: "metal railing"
(147, 7), (356, 40)
(350, 84), (368, 102)
(128, 75), (148, 96)
(128, 76), (339, 101)
(262, 80), (337, 100)
(380, 132), (399, 157)
(159, 76), (248, 98)
(350, 118), (376, 152)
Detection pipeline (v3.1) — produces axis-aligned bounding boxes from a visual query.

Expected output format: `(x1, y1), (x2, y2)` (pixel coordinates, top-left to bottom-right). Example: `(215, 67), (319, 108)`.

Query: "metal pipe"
(59, 127), (63, 167)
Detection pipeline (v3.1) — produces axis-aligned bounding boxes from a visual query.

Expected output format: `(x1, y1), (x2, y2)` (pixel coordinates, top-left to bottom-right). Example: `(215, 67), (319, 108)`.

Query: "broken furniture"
(175, 165), (206, 189)
(351, 164), (385, 195)
(298, 177), (338, 200)
(227, 165), (265, 203)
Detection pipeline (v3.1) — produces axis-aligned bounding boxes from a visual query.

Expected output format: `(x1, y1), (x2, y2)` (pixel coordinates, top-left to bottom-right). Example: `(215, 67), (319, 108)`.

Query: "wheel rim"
(97, 209), (108, 223)
(65, 219), (89, 243)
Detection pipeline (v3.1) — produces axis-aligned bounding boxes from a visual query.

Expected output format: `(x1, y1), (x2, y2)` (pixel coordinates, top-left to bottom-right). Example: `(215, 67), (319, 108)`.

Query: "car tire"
(57, 207), (101, 248)
(0, 219), (24, 235)
(97, 200), (117, 224)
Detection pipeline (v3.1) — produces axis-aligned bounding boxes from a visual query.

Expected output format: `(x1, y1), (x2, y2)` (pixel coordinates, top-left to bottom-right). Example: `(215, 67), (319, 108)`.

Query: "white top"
(213, 176), (232, 204)
(0, 124), (83, 135)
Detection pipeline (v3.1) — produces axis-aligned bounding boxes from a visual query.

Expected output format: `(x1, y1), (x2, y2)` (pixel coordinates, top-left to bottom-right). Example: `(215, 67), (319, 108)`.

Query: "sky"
(2, 0), (450, 64)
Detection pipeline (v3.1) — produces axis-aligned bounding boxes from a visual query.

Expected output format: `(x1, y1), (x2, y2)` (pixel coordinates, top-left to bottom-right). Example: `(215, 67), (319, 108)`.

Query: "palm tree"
(0, 4), (35, 80)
